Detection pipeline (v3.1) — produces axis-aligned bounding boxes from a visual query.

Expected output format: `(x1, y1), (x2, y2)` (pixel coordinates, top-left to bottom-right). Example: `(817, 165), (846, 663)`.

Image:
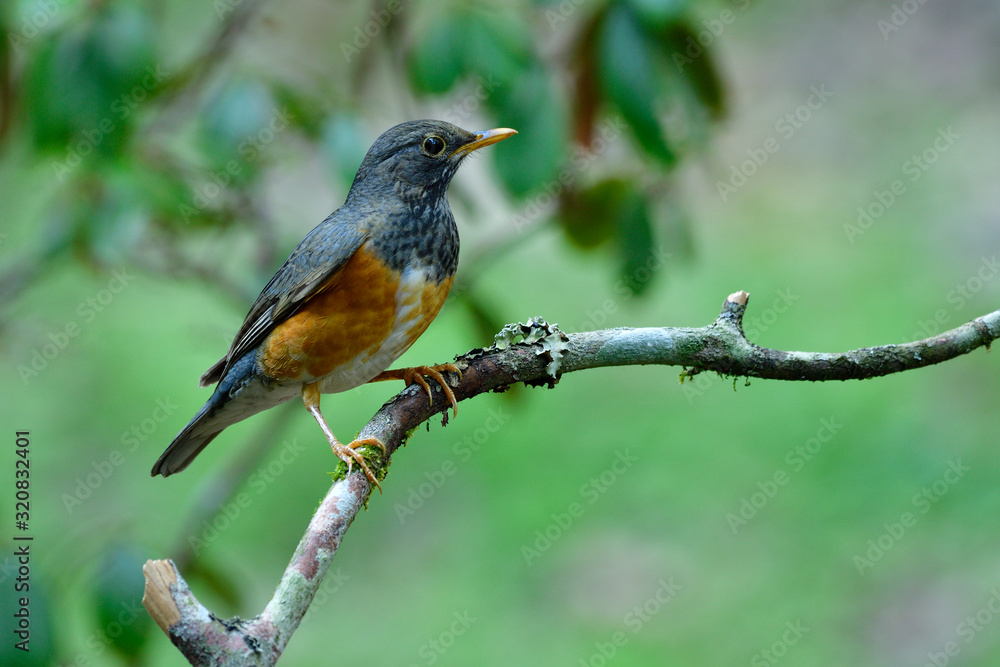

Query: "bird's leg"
(368, 364), (461, 417)
(301, 382), (386, 492)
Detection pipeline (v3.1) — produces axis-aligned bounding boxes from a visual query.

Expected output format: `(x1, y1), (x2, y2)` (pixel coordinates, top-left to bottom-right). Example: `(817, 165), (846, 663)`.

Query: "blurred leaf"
(490, 65), (567, 197)
(625, 0), (691, 29)
(617, 185), (657, 296)
(660, 22), (726, 120)
(25, 35), (104, 150)
(0, 555), (55, 666)
(407, 10), (467, 94)
(93, 545), (152, 660)
(560, 178), (663, 292)
(558, 179), (629, 248)
(272, 85), (326, 138)
(24, 2), (156, 155)
(597, 3), (675, 165)
(462, 8), (532, 89)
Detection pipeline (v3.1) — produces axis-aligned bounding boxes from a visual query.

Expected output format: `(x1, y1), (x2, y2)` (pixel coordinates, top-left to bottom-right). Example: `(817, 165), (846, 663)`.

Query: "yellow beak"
(451, 127), (517, 158)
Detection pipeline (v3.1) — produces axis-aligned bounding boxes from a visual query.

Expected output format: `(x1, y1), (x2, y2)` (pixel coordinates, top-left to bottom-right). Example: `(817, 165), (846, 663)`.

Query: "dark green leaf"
(462, 8), (532, 90)
(272, 85), (326, 138)
(625, 0), (691, 29)
(25, 34), (109, 150)
(560, 178), (665, 292)
(597, 4), (675, 165)
(616, 187), (659, 296)
(660, 22), (726, 119)
(407, 11), (467, 94)
(558, 179), (630, 248)
(24, 2), (156, 155)
(489, 65), (567, 197)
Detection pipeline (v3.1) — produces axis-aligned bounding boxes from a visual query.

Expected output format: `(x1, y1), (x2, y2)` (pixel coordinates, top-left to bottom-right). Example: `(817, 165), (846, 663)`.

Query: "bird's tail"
(151, 351), (260, 477)
(150, 391), (228, 477)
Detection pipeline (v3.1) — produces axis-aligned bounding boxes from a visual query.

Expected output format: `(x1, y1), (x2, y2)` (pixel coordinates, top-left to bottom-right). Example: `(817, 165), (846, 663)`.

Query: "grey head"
(346, 120), (516, 204)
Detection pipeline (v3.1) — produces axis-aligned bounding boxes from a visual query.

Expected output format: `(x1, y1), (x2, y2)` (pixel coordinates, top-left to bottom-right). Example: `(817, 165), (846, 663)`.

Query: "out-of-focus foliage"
(25, 3), (156, 155)
(598, 2), (677, 165)
(1, 1), (724, 662)
(3, 0), (725, 305)
(4, 0), (999, 665)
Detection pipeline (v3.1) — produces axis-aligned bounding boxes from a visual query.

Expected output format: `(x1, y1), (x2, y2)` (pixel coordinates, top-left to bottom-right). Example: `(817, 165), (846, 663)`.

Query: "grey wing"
(199, 213), (370, 387)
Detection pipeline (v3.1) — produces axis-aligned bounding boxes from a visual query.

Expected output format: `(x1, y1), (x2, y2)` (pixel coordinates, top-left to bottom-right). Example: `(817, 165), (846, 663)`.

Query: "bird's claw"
(333, 437), (386, 492)
(405, 364), (461, 416)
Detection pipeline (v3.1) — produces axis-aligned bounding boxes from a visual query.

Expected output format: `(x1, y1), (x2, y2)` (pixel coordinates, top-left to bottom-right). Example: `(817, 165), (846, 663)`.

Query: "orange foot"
(369, 364), (462, 417)
(330, 437), (386, 492)
(302, 383), (386, 491)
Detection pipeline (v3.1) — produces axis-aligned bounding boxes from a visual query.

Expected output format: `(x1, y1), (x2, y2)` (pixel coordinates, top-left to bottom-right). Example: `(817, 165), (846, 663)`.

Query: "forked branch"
(143, 291), (1000, 666)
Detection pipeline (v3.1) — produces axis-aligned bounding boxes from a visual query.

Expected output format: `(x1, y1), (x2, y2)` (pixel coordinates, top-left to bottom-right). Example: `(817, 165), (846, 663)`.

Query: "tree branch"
(143, 291), (1000, 665)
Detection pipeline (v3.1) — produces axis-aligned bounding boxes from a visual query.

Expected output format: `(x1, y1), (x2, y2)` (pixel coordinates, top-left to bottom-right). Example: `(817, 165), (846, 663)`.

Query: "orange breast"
(260, 244), (399, 381)
(259, 243), (454, 385)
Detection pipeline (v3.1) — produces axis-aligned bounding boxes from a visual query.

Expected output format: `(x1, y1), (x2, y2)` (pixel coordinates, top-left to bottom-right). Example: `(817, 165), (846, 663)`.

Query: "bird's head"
(348, 120), (516, 202)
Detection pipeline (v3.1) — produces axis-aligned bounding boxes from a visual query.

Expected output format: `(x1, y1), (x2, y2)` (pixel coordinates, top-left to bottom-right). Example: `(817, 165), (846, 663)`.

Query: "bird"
(151, 120), (516, 489)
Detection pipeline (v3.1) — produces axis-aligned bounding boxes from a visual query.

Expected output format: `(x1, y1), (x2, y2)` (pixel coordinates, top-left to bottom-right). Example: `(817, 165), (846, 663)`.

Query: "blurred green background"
(2, 0), (1000, 665)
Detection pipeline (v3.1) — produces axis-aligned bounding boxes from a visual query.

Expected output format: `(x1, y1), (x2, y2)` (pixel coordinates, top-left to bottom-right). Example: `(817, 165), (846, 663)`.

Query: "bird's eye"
(423, 136), (445, 155)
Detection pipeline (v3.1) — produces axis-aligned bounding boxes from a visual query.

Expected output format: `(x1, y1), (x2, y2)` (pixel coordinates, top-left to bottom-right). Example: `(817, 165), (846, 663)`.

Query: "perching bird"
(151, 120), (516, 488)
